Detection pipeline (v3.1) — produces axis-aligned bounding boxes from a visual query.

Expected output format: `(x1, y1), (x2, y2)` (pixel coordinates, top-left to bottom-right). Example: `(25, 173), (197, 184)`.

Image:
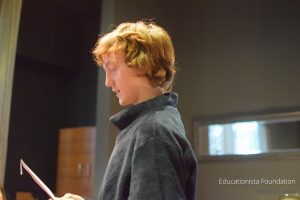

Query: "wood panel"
(16, 192), (34, 200)
(56, 127), (96, 197)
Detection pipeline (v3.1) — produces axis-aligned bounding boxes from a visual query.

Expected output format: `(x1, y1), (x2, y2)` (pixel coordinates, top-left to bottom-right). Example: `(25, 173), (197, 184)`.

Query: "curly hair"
(92, 21), (176, 92)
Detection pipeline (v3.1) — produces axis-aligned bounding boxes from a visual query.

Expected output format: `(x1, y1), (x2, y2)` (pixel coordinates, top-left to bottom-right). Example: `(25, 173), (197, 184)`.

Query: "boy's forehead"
(102, 52), (117, 65)
(102, 50), (124, 66)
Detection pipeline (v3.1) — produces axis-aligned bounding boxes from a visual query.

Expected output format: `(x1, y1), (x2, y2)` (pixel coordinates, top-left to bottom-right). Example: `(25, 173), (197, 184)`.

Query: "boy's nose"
(105, 78), (111, 88)
(105, 75), (114, 88)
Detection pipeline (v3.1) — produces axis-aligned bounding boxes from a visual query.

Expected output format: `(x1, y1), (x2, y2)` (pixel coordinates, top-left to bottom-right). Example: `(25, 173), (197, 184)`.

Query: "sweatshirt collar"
(110, 92), (178, 130)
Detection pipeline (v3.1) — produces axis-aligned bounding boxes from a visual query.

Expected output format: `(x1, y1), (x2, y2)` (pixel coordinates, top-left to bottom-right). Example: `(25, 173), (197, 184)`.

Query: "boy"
(60, 21), (197, 200)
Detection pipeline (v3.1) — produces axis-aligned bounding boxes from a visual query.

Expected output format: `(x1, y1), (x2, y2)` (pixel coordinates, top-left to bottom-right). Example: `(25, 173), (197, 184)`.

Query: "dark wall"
(5, 56), (71, 199)
(4, 0), (101, 199)
(172, 0), (300, 133)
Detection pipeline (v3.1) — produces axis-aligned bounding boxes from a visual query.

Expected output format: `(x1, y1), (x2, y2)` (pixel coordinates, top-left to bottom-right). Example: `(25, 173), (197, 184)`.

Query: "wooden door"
(56, 127), (96, 197)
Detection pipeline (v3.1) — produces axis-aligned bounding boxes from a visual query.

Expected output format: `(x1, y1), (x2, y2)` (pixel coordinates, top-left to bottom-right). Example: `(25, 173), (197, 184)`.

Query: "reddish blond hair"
(92, 21), (176, 92)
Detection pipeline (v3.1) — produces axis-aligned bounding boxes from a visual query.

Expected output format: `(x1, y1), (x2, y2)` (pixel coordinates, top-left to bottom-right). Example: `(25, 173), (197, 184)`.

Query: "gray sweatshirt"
(98, 93), (197, 200)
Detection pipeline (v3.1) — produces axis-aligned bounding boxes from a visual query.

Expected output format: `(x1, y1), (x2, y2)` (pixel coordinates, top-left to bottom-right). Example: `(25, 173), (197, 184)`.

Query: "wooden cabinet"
(55, 127), (96, 197)
(16, 192), (34, 200)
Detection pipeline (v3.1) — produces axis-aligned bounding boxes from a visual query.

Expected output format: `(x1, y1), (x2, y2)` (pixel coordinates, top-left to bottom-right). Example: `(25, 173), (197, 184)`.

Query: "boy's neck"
(134, 87), (164, 105)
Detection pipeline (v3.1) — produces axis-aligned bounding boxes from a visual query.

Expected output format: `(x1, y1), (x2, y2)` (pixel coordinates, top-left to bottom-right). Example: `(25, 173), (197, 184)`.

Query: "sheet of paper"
(20, 159), (56, 199)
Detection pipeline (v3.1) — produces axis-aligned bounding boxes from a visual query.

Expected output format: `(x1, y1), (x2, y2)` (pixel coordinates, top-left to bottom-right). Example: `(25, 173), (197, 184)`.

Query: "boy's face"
(101, 50), (153, 106)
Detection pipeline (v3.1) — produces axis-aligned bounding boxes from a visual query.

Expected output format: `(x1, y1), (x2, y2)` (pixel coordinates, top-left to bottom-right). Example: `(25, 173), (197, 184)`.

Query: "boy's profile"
(57, 20), (197, 200)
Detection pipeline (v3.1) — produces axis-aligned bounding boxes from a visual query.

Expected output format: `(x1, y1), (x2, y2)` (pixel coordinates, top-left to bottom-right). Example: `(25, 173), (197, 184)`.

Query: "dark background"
(4, 0), (300, 199)
(5, 0), (101, 199)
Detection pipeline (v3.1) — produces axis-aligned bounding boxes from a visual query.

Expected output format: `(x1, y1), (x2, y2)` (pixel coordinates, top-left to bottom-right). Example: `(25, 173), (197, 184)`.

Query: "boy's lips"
(112, 89), (120, 96)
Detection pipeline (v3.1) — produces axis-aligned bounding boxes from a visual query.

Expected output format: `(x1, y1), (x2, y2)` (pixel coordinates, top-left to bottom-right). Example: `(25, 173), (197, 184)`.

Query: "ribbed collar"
(110, 92), (178, 130)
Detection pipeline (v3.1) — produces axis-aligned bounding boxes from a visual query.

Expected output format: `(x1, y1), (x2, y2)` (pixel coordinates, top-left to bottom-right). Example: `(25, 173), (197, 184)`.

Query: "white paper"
(20, 159), (56, 199)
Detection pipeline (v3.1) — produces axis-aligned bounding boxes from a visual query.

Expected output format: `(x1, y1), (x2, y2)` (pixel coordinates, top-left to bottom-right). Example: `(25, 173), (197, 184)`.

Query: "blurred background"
(1, 0), (300, 200)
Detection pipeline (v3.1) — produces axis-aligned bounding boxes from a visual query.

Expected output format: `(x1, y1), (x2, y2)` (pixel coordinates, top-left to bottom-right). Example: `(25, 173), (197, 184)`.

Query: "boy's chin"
(118, 96), (138, 106)
(118, 99), (130, 107)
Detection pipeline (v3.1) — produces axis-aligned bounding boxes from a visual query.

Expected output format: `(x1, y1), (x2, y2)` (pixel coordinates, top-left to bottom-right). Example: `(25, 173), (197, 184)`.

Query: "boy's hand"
(52, 193), (85, 200)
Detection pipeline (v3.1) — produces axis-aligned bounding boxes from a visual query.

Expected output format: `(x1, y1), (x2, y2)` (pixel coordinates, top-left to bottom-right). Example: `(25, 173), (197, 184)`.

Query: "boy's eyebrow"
(103, 56), (113, 66)
(103, 59), (116, 69)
